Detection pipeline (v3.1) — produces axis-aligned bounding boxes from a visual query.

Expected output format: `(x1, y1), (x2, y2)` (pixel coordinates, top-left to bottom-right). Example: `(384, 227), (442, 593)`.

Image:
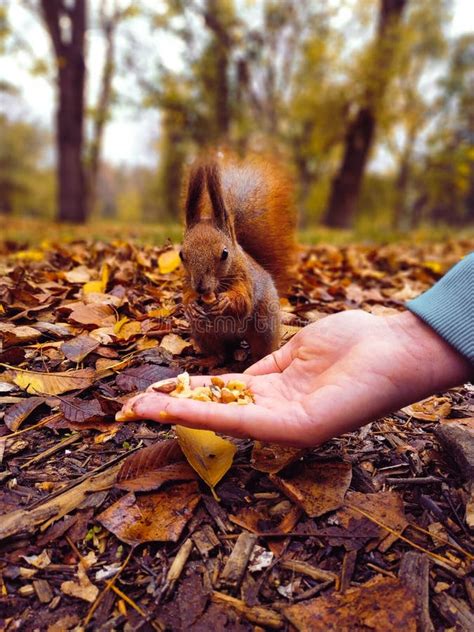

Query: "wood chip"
(279, 559), (338, 587)
(433, 592), (474, 631)
(219, 532), (257, 590)
(212, 591), (283, 629)
(399, 552), (434, 632)
(33, 578), (54, 604)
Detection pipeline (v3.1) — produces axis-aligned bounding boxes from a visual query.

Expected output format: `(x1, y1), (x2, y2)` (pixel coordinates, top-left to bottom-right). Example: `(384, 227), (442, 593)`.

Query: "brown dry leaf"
(158, 249), (181, 274)
(338, 490), (408, 551)
(64, 265), (92, 283)
(61, 563), (99, 603)
(68, 302), (116, 327)
(9, 368), (95, 396)
(116, 463), (197, 492)
(59, 396), (105, 424)
(271, 461), (352, 518)
(115, 365), (178, 392)
(116, 438), (197, 491)
(97, 481), (200, 544)
(402, 396), (452, 422)
(0, 324), (42, 347)
(176, 425), (237, 494)
(251, 441), (305, 474)
(160, 333), (192, 355)
(118, 438), (183, 480)
(60, 335), (100, 362)
(4, 396), (46, 431)
(284, 576), (417, 631)
(230, 504), (301, 535)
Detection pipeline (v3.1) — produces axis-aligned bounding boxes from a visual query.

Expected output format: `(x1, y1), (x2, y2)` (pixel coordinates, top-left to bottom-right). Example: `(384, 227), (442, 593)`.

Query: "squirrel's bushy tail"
(221, 154), (298, 293)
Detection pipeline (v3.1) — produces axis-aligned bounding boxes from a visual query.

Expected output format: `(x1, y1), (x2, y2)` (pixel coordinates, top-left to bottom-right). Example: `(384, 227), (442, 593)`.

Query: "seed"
(211, 376), (225, 388)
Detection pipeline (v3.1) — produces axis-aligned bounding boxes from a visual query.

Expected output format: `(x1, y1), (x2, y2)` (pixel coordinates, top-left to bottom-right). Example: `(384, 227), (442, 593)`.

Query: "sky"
(1, 0), (473, 169)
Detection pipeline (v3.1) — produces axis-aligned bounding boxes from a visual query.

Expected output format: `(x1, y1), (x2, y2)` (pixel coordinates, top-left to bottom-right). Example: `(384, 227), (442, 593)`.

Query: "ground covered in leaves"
(0, 236), (473, 631)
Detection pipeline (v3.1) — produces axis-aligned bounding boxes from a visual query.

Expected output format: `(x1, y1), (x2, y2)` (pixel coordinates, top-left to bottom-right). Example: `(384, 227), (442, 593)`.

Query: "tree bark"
(87, 12), (115, 216)
(323, 0), (407, 228)
(41, 0), (86, 224)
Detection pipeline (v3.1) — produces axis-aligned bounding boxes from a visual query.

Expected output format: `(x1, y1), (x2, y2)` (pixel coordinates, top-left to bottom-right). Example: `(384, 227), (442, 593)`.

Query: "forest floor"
(0, 231), (473, 631)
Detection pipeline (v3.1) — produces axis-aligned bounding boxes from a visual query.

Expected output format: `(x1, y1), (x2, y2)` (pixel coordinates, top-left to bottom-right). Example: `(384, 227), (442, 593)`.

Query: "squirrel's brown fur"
(180, 152), (297, 361)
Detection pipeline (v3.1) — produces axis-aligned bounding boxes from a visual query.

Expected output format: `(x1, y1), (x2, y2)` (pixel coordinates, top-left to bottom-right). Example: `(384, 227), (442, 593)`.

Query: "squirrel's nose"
(196, 280), (209, 294)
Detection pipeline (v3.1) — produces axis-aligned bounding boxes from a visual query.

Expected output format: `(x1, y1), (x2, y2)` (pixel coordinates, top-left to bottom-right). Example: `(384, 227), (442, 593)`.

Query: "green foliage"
(0, 115), (55, 218)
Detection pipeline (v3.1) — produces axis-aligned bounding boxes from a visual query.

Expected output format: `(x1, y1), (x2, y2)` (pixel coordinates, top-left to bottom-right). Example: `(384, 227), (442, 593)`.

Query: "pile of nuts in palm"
(150, 371), (255, 405)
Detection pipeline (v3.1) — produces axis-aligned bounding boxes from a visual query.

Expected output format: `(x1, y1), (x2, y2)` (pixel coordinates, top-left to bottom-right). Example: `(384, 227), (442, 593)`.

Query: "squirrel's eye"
(179, 250), (184, 262)
(221, 248), (229, 261)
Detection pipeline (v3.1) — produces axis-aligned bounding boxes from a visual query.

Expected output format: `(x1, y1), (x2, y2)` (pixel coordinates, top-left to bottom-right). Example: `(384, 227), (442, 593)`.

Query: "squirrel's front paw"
(207, 293), (232, 316)
(185, 300), (206, 320)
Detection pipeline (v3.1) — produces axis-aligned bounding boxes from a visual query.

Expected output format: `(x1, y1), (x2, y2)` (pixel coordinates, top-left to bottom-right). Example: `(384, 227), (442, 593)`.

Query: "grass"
(1, 214), (473, 248)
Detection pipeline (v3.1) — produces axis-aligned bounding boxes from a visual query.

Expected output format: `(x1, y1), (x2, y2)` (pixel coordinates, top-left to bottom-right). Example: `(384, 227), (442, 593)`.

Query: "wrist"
(388, 310), (472, 397)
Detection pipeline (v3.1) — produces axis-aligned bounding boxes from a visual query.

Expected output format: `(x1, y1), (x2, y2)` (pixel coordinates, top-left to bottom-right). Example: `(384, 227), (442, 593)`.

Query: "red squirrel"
(180, 152), (297, 361)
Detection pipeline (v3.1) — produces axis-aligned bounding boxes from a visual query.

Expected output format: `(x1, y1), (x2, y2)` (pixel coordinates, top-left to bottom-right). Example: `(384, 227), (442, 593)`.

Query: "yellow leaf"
(10, 368), (95, 395)
(158, 250), (181, 274)
(83, 263), (109, 295)
(116, 321), (142, 341)
(424, 261), (443, 274)
(114, 316), (129, 334)
(175, 425), (236, 494)
(12, 249), (44, 262)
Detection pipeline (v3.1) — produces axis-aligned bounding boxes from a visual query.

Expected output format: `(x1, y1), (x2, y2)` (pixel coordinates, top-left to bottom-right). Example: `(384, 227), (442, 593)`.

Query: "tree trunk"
(87, 4), (119, 217)
(323, 0), (407, 228)
(41, 0), (86, 224)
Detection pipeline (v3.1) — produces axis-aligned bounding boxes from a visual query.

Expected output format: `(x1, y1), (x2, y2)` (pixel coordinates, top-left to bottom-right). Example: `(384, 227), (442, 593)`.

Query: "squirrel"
(180, 152), (297, 361)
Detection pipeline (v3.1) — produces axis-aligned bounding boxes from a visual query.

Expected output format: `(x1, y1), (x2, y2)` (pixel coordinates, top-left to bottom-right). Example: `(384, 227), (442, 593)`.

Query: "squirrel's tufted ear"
(205, 161), (235, 240)
(185, 164), (205, 228)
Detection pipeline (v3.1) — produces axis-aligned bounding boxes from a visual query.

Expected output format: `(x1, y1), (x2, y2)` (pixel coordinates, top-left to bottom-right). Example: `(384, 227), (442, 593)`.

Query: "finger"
(129, 392), (300, 443)
(245, 338), (295, 376)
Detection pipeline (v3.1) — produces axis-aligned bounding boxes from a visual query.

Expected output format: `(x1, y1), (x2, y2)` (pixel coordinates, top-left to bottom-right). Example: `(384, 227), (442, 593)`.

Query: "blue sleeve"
(407, 252), (474, 365)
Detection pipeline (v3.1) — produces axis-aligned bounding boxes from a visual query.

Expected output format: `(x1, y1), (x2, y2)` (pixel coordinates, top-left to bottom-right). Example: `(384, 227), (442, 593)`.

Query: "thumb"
(245, 338), (294, 376)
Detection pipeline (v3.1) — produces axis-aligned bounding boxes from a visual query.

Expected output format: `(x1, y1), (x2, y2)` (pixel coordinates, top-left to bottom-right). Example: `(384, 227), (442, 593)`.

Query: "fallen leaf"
(97, 482), (200, 544)
(230, 504), (301, 535)
(4, 396), (46, 431)
(61, 563), (99, 603)
(9, 368), (95, 396)
(0, 324), (42, 347)
(338, 490), (408, 551)
(117, 438), (184, 480)
(313, 517), (381, 551)
(251, 442), (305, 473)
(271, 461), (352, 518)
(83, 263), (109, 295)
(284, 576), (416, 631)
(158, 249), (181, 274)
(115, 364), (178, 392)
(22, 550), (52, 569)
(64, 265), (92, 283)
(60, 335), (100, 362)
(402, 396), (452, 422)
(160, 333), (192, 355)
(59, 396), (105, 424)
(116, 439), (197, 491)
(175, 425), (237, 494)
(68, 303), (116, 327)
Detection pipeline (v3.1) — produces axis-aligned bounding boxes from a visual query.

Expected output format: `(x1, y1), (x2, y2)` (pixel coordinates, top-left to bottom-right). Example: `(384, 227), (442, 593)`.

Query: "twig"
(83, 548), (133, 627)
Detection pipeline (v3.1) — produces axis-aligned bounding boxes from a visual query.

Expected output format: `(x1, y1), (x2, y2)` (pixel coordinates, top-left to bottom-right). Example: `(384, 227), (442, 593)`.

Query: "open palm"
(120, 310), (470, 446)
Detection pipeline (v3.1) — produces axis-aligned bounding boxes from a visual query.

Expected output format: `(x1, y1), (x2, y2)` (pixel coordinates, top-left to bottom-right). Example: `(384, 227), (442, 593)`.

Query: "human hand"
(118, 310), (471, 447)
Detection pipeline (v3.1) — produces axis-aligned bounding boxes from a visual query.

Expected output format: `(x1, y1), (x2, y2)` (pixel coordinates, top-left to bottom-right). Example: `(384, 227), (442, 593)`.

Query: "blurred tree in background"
(0, 0), (472, 232)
